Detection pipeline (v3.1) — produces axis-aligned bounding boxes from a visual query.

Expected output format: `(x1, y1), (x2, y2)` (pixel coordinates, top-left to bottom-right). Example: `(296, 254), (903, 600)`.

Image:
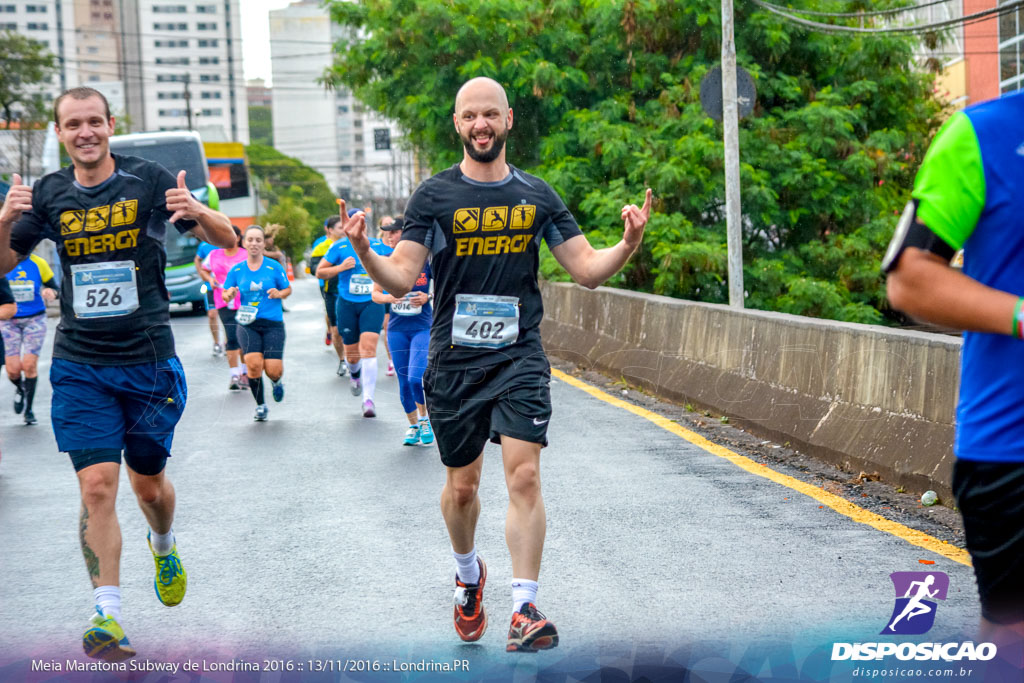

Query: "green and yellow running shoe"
(148, 531), (187, 606)
(83, 608), (136, 661)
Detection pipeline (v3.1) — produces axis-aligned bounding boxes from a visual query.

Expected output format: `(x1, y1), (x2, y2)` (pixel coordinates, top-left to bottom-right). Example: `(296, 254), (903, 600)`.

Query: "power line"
(756, 0), (956, 19)
(748, 0), (1023, 34)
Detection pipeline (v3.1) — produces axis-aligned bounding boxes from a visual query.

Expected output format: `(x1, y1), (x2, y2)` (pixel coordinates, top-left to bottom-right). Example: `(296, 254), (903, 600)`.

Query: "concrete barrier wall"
(540, 282), (961, 498)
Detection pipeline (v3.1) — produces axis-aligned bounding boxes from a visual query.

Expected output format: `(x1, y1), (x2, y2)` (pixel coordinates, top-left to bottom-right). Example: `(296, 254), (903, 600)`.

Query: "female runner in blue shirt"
(223, 225), (291, 422)
(316, 214), (392, 417)
(373, 217), (434, 445)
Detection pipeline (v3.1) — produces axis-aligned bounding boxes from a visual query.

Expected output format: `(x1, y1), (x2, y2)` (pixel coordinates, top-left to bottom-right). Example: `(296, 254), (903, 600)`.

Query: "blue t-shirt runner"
(223, 256), (289, 323)
(322, 237), (393, 303)
(887, 89), (1024, 630)
(5, 253), (56, 318)
(386, 261), (432, 334)
(909, 93), (1024, 463)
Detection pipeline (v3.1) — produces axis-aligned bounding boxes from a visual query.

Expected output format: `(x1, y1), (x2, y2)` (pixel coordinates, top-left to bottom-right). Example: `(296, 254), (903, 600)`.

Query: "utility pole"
(721, 0), (744, 308)
(184, 73), (194, 131)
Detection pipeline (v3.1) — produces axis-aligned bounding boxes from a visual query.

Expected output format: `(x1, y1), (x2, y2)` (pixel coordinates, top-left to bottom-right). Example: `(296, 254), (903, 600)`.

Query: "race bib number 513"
(71, 261), (139, 318)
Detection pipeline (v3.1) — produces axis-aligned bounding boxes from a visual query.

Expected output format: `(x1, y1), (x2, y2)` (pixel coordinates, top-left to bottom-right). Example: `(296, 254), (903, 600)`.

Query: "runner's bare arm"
(887, 246), (1017, 335)
(315, 256), (356, 280)
(0, 174), (32, 272)
(165, 170), (235, 248)
(267, 287), (292, 299)
(362, 240), (428, 298)
(550, 188), (652, 289)
(0, 303), (15, 320)
(339, 200), (427, 296)
(371, 281), (398, 305)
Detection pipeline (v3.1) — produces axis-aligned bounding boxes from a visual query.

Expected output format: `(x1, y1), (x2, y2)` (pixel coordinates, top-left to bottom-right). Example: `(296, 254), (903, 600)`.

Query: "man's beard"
(461, 128), (508, 163)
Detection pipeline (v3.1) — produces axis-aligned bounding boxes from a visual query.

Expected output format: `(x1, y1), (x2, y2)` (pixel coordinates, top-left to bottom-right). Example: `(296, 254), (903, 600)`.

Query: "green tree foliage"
(246, 143), (338, 262)
(324, 0), (943, 324)
(248, 105), (273, 146)
(0, 30), (57, 128)
(260, 194), (312, 266)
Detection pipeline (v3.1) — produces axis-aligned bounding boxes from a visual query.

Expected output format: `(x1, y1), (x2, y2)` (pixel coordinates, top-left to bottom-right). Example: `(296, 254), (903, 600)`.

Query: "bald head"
(454, 77), (509, 116)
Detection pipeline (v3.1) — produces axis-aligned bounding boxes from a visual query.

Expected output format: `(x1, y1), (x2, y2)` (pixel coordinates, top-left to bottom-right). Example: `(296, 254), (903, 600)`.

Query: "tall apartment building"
(0, 1), (78, 98)
(269, 0), (414, 213)
(3, 0), (247, 141)
(121, 0), (247, 141)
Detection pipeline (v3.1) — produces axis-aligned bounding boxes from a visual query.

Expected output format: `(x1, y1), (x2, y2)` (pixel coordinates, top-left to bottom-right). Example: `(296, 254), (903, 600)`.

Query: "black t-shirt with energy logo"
(10, 154), (196, 365)
(400, 164), (583, 368)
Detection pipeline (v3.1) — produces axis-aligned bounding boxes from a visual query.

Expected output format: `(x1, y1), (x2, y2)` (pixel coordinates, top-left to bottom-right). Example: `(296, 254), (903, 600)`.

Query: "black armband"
(881, 200), (957, 274)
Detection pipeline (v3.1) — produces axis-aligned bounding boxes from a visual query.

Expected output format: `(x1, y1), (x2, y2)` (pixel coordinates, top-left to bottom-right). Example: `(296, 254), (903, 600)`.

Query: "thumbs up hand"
(165, 169), (202, 224)
(0, 173), (33, 227)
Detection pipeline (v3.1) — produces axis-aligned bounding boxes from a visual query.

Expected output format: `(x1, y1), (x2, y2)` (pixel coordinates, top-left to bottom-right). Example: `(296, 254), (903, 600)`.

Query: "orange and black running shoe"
(452, 557), (487, 641)
(506, 603), (559, 652)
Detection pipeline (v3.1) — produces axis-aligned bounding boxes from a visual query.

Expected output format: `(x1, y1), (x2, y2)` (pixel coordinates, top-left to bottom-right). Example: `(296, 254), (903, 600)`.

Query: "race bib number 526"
(71, 261), (139, 318)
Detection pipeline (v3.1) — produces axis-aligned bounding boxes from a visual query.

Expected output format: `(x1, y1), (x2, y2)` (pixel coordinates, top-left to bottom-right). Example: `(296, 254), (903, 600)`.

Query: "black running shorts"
(323, 291), (338, 327)
(216, 306), (241, 351)
(423, 353), (551, 468)
(952, 458), (1024, 624)
(237, 318), (286, 360)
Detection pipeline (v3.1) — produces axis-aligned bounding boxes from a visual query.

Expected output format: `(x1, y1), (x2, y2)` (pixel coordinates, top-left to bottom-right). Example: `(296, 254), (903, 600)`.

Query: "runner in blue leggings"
(373, 217), (434, 445)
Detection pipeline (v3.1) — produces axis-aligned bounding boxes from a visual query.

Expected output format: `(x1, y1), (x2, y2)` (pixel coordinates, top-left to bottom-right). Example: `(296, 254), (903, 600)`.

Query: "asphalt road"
(0, 278), (993, 681)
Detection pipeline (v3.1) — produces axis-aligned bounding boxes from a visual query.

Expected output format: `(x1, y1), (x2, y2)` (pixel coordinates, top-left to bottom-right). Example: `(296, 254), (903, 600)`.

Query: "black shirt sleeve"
(150, 163), (198, 235)
(0, 277), (14, 306)
(10, 178), (55, 257)
(539, 184), (583, 248)
(399, 182), (434, 247)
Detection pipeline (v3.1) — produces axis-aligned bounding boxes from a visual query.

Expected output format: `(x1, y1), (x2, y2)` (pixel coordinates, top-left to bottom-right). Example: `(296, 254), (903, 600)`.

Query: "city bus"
(108, 130), (220, 312)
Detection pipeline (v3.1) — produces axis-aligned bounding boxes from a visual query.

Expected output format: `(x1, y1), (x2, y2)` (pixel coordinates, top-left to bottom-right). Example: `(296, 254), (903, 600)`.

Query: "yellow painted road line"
(551, 368), (971, 567)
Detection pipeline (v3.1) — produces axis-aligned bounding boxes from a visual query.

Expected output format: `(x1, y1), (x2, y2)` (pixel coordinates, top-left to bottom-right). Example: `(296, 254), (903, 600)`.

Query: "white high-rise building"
(0, 1), (79, 110)
(3, 1), (248, 141)
(269, 0), (414, 213)
(123, 0), (247, 141)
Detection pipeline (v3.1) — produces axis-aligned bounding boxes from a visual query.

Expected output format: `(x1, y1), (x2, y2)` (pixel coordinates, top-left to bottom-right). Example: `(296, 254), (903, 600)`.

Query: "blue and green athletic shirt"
(910, 90), (1024, 462)
(5, 254), (56, 318)
(322, 237), (393, 304)
(9, 154), (197, 365)
(386, 262), (432, 334)
(223, 256), (289, 322)
(400, 163), (584, 368)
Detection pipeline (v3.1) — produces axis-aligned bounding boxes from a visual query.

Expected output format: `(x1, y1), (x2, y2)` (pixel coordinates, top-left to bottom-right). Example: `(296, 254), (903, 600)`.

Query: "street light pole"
(721, 0), (744, 308)
(184, 73), (194, 131)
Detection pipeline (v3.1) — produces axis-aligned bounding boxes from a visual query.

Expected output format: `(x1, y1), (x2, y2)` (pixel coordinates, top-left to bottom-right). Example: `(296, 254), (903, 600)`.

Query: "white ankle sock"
(94, 585), (121, 620)
(453, 547), (480, 584)
(347, 359), (362, 378)
(361, 357), (378, 401)
(149, 528), (175, 556)
(511, 579), (538, 611)
(229, 366), (240, 378)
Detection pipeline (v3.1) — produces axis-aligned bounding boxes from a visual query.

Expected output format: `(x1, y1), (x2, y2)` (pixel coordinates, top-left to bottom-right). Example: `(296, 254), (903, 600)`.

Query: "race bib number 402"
(451, 294), (519, 349)
(71, 261), (139, 318)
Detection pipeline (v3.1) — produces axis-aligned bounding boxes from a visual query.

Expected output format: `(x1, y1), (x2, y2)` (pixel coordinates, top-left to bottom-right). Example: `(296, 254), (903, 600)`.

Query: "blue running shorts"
(50, 357), (187, 474)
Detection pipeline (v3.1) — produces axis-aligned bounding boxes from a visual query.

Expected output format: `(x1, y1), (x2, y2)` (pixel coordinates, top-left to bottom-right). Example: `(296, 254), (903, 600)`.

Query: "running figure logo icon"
(881, 571), (949, 635)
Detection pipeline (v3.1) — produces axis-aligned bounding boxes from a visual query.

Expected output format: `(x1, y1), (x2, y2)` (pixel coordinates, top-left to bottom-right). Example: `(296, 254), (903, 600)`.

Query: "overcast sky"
(240, 0), (297, 85)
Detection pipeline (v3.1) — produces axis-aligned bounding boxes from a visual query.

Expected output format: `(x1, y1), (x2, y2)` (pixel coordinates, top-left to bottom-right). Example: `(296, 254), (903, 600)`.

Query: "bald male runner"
(341, 77), (652, 652)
